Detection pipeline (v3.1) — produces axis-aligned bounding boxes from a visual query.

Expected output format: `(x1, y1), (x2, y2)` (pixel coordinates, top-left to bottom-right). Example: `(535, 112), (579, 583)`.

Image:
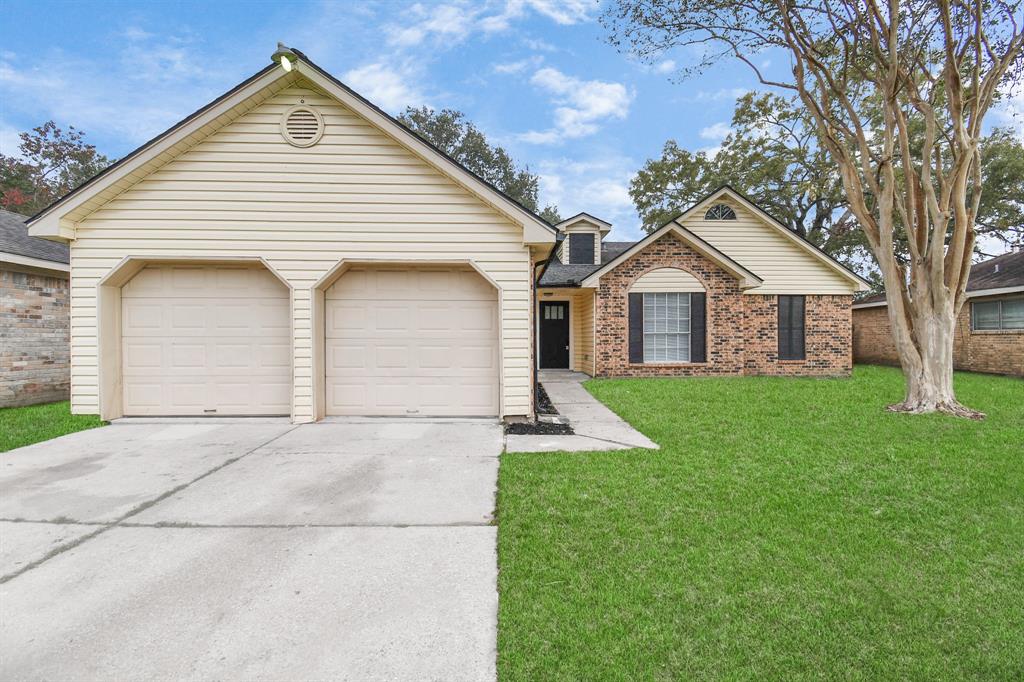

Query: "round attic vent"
(280, 105), (324, 147)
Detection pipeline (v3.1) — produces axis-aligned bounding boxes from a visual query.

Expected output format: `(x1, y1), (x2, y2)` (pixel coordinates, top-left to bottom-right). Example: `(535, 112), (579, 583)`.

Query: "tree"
(0, 121), (112, 216)
(397, 107), (561, 224)
(607, 0), (1024, 417)
(632, 92), (1024, 279)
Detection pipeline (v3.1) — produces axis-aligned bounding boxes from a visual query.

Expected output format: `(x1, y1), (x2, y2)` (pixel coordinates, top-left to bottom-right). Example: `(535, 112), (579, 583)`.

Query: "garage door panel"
(325, 265), (499, 416)
(121, 265), (291, 416)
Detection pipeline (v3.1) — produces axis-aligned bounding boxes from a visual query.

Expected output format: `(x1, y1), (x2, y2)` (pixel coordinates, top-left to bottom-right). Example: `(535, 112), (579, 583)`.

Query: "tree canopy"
(1, 121), (112, 216)
(631, 92), (1024, 282)
(397, 106), (561, 224)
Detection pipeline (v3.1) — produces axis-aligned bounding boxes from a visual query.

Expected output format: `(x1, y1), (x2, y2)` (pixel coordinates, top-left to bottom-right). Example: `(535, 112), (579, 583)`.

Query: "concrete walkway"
(505, 371), (659, 452)
(1, 419), (501, 681)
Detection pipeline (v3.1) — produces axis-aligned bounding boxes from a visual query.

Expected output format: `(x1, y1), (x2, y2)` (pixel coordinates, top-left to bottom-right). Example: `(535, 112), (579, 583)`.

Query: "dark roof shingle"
(0, 209), (69, 264)
(539, 241), (635, 286)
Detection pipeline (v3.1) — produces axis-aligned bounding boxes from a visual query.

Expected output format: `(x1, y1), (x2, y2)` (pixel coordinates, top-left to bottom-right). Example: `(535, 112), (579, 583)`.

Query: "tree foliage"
(632, 92), (1024, 274)
(0, 121), (112, 216)
(397, 106), (560, 223)
(607, 0), (1024, 417)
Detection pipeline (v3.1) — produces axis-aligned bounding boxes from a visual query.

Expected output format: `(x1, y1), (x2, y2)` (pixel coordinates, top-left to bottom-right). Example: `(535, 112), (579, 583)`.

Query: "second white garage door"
(121, 264), (291, 416)
(325, 265), (500, 416)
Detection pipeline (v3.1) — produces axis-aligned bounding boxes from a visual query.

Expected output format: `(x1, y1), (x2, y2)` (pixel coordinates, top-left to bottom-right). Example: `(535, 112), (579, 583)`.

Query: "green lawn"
(498, 366), (1024, 680)
(0, 401), (105, 453)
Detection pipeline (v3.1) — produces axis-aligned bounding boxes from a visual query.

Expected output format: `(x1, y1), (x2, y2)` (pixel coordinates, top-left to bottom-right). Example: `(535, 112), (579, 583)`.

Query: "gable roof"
(579, 221), (764, 289)
(27, 47), (556, 246)
(680, 186), (870, 290)
(854, 249), (1024, 308)
(0, 209), (69, 268)
(555, 212), (612, 233)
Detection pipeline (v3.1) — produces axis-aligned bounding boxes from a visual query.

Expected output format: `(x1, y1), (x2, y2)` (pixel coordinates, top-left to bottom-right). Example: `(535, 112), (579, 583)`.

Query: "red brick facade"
(594, 233), (853, 377)
(853, 296), (1024, 377)
(1, 267), (70, 407)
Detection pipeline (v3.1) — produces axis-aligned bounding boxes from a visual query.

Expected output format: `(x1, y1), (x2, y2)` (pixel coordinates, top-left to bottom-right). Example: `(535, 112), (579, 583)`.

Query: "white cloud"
(654, 59), (676, 74)
(0, 31), (239, 149)
(694, 87), (750, 101)
(480, 0), (593, 33)
(493, 55), (544, 74)
(343, 62), (426, 112)
(0, 121), (23, 158)
(385, 3), (476, 47)
(699, 122), (732, 141)
(535, 155), (644, 240)
(520, 67), (633, 143)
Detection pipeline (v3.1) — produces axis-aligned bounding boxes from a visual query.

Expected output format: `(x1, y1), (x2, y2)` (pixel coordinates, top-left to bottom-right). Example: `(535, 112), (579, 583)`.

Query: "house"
(25, 46), (868, 423)
(1, 209), (71, 407)
(852, 250), (1024, 377)
(536, 190), (868, 378)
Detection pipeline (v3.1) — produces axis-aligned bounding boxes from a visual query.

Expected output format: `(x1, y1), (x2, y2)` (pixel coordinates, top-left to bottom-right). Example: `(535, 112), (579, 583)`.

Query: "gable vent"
(281, 105), (324, 147)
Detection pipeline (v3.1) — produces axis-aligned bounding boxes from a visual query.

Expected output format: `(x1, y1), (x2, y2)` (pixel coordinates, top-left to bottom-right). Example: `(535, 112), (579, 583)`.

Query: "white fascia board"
(0, 252), (70, 273)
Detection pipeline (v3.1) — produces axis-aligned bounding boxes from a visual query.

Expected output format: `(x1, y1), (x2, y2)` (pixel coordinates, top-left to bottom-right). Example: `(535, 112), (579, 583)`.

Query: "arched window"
(704, 203), (737, 220)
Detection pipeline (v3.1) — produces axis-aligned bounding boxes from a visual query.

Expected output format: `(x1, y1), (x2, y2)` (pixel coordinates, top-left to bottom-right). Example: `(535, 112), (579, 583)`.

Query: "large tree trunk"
(886, 297), (984, 419)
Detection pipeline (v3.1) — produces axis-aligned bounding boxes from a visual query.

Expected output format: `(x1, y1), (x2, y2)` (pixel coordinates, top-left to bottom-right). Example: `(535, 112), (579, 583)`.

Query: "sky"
(1, 0), (1022, 243)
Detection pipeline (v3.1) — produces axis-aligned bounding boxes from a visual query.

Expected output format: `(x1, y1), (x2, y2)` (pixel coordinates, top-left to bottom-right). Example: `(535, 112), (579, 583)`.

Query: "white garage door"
(325, 265), (499, 416)
(121, 264), (291, 416)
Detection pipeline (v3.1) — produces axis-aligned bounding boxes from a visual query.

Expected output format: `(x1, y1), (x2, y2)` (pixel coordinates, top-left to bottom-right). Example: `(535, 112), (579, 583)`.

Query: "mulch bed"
(504, 383), (574, 436)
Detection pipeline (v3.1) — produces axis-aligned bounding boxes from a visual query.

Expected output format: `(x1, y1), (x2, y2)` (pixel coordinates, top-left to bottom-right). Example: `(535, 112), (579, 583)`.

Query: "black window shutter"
(569, 233), (595, 264)
(690, 292), (706, 363)
(628, 293), (644, 363)
(778, 295), (806, 360)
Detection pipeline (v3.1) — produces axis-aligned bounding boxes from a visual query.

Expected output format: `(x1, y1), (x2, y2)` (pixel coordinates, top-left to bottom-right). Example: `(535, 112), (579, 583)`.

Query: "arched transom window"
(704, 203), (737, 220)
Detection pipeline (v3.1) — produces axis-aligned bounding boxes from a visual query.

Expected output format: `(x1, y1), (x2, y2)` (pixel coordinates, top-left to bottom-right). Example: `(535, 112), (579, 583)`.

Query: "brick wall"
(1, 267), (70, 407)
(853, 296), (1023, 377)
(593, 232), (853, 377)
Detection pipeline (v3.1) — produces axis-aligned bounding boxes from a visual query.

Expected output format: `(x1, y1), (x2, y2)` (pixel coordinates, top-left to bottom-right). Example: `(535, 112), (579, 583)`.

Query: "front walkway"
(505, 370), (658, 452)
(0, 419), (501, 681)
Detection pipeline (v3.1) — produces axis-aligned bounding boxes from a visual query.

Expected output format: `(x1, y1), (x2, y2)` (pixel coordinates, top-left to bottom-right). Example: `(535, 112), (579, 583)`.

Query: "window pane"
(1000, 299), (1024, 329)
(973, 301), (1000, 330)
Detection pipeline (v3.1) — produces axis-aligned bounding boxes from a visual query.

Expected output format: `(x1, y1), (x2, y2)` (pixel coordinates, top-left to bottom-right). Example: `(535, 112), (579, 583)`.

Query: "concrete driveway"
(0, 419), (502, 681)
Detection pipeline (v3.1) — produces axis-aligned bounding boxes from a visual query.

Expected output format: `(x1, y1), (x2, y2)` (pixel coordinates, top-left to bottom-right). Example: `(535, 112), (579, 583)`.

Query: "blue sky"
(2, 0), (1021, 242)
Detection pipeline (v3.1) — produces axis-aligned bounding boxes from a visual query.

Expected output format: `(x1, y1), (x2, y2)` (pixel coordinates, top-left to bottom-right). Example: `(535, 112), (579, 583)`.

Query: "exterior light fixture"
(272, 42), (296, 72)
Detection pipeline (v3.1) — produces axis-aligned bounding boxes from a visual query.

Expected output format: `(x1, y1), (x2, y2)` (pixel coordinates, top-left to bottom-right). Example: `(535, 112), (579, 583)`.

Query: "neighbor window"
(972, 298), (1024, 331)
(643, 292), (691, 362)
(778, 295), (806, 360)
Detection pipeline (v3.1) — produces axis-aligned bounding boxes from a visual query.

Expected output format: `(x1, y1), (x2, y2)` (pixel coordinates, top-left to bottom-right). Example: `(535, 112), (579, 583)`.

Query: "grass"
(498, 366), (1024, 680)
(0, 401), (105, 453)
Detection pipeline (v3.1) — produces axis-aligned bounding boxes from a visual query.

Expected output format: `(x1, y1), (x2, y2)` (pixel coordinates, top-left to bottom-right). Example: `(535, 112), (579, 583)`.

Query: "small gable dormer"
(555, 213), (612, 265)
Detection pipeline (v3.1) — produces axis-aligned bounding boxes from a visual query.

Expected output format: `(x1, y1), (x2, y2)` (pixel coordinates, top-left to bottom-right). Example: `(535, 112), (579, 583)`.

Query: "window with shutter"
(778, 295), (806, 360)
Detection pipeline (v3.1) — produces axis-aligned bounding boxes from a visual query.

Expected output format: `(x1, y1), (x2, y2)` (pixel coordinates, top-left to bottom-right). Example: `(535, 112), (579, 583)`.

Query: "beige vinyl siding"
(681, 201), (855, 294)
(630, 267), (705, 293)
(68, 81), (534, 420)
(537, 287), (595, 375)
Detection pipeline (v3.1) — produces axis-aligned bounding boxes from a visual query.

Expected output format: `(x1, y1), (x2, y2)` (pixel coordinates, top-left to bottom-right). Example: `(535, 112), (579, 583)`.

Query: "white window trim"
(642, 292), (692, 364)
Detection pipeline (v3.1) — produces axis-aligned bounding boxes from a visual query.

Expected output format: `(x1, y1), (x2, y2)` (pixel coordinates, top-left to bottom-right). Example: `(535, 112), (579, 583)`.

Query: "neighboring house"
(24, 46), (867, 423)
(537, 189), (869, 378)
(1, 209), (71, 407)
(852, 250), (1024, 377)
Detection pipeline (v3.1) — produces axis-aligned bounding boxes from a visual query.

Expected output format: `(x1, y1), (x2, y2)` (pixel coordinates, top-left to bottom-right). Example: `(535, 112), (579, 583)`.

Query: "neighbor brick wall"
(852, 296), (1024, 377)
(593, 232), (853, 377)
(1, 267), (70, 407)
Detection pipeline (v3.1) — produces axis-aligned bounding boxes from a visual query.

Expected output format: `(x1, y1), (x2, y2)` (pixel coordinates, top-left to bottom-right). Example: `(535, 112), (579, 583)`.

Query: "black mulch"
(504, 383), (574, 436)
(505, 420), (573, 436)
